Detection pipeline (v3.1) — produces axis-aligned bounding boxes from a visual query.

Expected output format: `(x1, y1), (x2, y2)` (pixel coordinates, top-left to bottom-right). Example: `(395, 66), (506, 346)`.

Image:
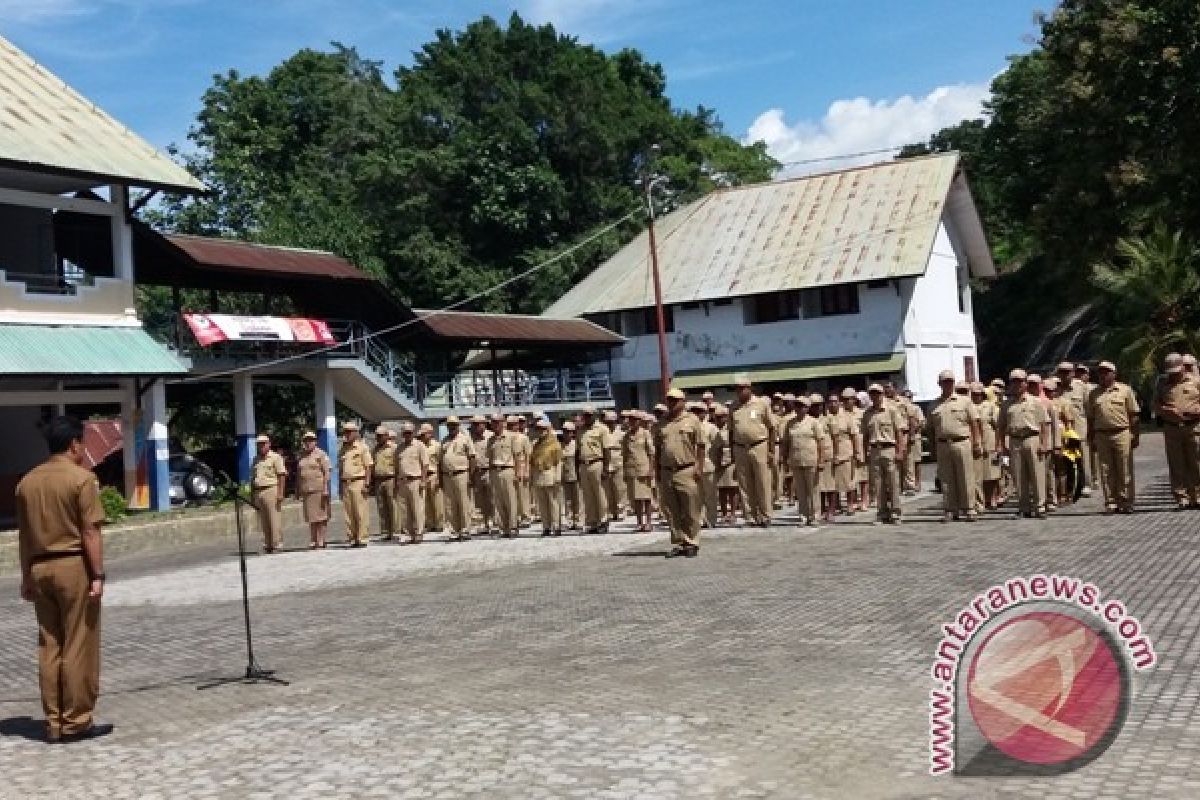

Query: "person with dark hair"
(15, 415), (113, 743)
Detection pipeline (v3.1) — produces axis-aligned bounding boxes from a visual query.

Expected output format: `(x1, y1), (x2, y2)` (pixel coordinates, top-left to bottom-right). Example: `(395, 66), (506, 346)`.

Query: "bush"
(99, 486), (127, 524)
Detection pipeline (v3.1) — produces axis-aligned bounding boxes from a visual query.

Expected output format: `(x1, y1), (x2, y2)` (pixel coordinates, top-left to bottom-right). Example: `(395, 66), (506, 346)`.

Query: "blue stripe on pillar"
(236, 434), (255, 484)
(319, 427), (339, 493)
(149, 437), (171, 511)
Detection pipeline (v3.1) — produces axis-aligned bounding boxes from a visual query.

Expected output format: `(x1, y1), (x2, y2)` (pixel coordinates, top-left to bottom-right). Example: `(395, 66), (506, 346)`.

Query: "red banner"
(183, 313), (336, 347)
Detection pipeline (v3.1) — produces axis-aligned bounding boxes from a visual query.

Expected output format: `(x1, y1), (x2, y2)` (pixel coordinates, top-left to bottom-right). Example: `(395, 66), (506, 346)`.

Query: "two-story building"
(543, 153), (996, 405)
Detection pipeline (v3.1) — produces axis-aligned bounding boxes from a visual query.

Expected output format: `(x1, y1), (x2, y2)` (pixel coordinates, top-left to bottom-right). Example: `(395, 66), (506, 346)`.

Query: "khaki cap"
(772, 391), (784, 399)
(701, 391), (715, 400)
(825, 394), (839, 404)
(653, 403), (669, 413)
(937, 370), (955, 383)
(840, 387), (857, 399)
(418, 423), (434, 434)
(990, 378), (1006, 388)
(581, 405), (596, 415)
(255, 434), (270, 444)
(388, 429), (398, 439)
(809, 393), (824, 405)
(341, 420), (359, 431)
(713, 403), (729, 415)
(1043, 377), (1059, 390)
(1008, 369), (1027, 381)
(1184, 354), (1198, 366)
(666, 388), (686, 400)
(469, 415), (487, 424)
(446, 415), (461, 424)
(490, 413), (506, 423)
(1168, 364), (1185, 374)
(686, 401), (704, 411)
(602, 410), (619, 422)
(1056, 361), (1075, 372)
(561, 421), (576, 431)
(505, 415), (520, 424)
(400, 421), (415, 433)
(793, 395), (810, 406)
(954, 381), (969, 392)
(732, 373), (752, 387)
(970, 381), (985, 393)
(867, 383), (884, 393)
(1027, 373), (1042, 384)
(375, 425), (390, 436)
(301, 430), (317, 440)
(783, 393), (796, 402)
(1097, 360), (1116, 372)
(535, 418), (550, 428)
(1075, 363), (1091, 373)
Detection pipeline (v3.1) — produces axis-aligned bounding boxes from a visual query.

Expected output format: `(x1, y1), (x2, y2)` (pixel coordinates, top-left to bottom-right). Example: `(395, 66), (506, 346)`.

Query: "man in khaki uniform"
(782, 395), (823, 526)
(769, 393), (786, 508)
(970, 382), (1001, 511)
(651, 403), (670, 522)
(1154, 361), (1200, 508)
(926, 371), (982, 522)
(730, 375), (776, 526)
(900, 389), (924, 494)
(777, 394), (797, 505)
(1075, 364), (1101, 492)
(469, 415), (494, 534)
(861, 384), (907, 524)
(689, 401), (720, 528)
(656, 388), (705, 557)
(420, 423), (445, 532)
(295, 430), (332, 549)
(250, 433), (288, 553)
(559, 421), (581, 530)
(1183, 353), (1200, 383)
(16, 416), (111, 743)
(1087, 361), (1140, 513)
(602, 411), (626, 522)
(530, 418), (563, 536)
(487, 414), (520, 537)
(372, 426), (399, 541)
(396, 422), (429, 543)
(998, 369), (1051, 518)
(338, 421), (373, 547)
(510, 416), (533, 527)
(577, 406), (610, 533)
(439, 417), (475, 540)
(833, 387), (864, 513)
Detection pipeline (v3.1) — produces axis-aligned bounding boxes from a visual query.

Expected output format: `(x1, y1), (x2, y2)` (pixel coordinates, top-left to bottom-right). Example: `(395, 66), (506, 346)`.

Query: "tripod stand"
(198, 476), (288, 690)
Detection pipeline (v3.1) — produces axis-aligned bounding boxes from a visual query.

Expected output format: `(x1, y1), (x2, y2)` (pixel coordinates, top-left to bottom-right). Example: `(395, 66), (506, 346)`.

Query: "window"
(745, 290), (801, 325)
(802, 284), (860, 318)
(623, 306), (674, 336)
(963, 355), (977, 382)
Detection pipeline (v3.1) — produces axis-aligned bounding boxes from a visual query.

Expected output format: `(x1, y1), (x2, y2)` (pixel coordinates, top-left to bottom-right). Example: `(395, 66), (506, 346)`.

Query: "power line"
(773, 145), (906, 169)
(178, 207), (644, 383)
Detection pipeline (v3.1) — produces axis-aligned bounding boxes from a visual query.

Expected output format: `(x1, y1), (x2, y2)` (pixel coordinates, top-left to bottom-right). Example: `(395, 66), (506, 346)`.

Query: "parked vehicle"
(94, 439), (217, 505)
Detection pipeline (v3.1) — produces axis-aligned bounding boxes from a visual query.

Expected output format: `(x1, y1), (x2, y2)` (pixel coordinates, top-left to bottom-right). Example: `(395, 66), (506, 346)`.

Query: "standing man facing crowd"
(16, 416), (112, 743)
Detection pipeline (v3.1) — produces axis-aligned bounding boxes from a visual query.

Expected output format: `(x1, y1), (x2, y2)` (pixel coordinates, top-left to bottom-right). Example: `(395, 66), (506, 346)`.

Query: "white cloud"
(0, 0), (95, 23)
(745, 83), (990, 177)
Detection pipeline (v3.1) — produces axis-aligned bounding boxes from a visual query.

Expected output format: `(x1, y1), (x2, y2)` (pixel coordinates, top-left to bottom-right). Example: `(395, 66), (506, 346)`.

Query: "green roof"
(0, 325), (189, 376)
(672, 353), (905, 390)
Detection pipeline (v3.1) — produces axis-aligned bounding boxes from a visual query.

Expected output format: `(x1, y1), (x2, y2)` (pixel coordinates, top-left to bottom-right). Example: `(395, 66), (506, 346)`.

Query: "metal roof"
(0, 324), (189, 375)
(0, 35), (205, 194)
(414, 309), (624, 347)
(671, 353), (906, 390)
(163, 235), (369, 281)
(545, 153), (994, 317)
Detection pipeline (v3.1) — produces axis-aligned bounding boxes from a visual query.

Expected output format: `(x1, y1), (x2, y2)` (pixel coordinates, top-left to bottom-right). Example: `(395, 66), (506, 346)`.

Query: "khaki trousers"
(517, 477), (532, 521)
(791, 464), (819, 523)
(534, 482), (561, 530)
(252, 487), (282, 550)
(472, 475), (493, 531)
(31, 556), (100, 737)
(341, 479), (370, 544)
(442, 471), (473, 535)
(397, 477), (425, 539)
(1010, 436), (1045, 514)
(561, 481), (581, 527)
(580, 462), (607, 529)
(1164, 425), (1200, 502)
(936, 439), (976, 514)
(973, 454), (991, 511)
(491, 467), (519, 532)
(426, 478), (445, 531)
(658, 469), (674, 525)
(375, 478), (398, 537)
(870, 445), (901, 519)
(734, 441), (772, 524)
(603, 470), (624, 519)
(662, 466), (701, 546)
(770, 458), (781, 506)
(1095, 430), (1135, 510)
(700, 470), (718, 526)
(902, 445), (919, 490)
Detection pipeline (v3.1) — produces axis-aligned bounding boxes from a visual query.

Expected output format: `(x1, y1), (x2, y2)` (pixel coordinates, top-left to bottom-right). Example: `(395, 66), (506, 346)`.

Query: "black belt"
(936, 436), (969, 443)
(583, 458), (604, 465)
(442, 468), (470, 475)
(667, 463), (696, 471)
(402, 475), (423, 481)
(1010, 432), (1039, 439)
(342, 476), (365, 482)
(30, 550), (82, 564)
(1094, 427), (1128, 433)
(734, 439), (768, 448)
(491, 465), (514, 470)
(374, 474), (395, 480)
(869, 443), (896, 449)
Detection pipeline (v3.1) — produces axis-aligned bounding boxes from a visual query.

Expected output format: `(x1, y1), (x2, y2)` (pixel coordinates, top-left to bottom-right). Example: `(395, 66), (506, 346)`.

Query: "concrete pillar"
(120, 381), (137, 510)
(144, 379), (171, 512)
(314, 370), (339, 492)
(233, 372), (255, 484)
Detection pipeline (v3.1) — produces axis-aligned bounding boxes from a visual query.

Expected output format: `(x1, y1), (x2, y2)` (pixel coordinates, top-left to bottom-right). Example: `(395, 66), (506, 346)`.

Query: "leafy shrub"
(99, 486), (127, 523)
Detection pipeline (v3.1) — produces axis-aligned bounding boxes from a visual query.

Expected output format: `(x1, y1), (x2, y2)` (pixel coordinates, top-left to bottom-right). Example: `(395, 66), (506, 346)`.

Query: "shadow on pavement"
(0, 716), (46, 742)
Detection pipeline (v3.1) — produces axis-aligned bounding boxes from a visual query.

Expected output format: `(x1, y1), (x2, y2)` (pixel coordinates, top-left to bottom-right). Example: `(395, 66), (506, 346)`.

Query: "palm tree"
(1091, 224), (1200, 395)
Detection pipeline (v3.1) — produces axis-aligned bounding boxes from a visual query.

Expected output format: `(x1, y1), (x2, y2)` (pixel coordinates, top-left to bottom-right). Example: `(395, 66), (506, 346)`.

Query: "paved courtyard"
(0, 434), (1197, 798)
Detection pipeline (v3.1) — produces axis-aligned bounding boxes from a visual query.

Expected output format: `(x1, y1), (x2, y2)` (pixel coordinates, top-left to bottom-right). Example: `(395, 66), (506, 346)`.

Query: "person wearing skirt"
(712, 405), (739, 525)
(622, 412), (656, 531)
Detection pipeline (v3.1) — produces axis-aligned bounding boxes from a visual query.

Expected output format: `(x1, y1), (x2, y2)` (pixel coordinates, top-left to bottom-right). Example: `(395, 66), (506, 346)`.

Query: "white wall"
(901, 222), (980, 401)
(611, 283), (904, 385)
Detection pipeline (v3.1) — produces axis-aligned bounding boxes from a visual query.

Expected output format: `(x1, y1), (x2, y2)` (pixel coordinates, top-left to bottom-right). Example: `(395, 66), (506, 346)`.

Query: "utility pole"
(642, 153), (672, 402)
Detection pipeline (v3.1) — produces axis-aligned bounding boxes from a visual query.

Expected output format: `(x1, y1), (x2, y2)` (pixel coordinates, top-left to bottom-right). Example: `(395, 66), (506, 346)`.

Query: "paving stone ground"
(0, 434), (1196, 798)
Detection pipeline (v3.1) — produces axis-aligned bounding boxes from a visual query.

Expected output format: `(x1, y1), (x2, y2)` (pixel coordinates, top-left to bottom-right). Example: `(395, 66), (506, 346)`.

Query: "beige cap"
(535, 418), (550, 428)
(793, 394), (810, 406)
(1075, 363), (1091, 373)
(937, 370), (955, 383)
(375, 425), (390, 436)
(1056, 361), (1075, 372)
(1027, 373), (1042, 384)
(1165, 352), (1183, 366)
(255, 434), (270, 444)
(505, 415), (520, 424)
(1009, 368), (1027, 381)
(772, 391), (784, 399)
(701, 391), (715, 400)
(419, 423), (433, 434)
(469, 415), (487, 424)
(666, 388), (686, 400)
(990, 378), (1006, 388)
(581, 405), (596, 415)
(1184, 354), (1198, 366)
(713, 403), (729, 415)
(733, 373), (752, 387)
(401, 421), (415, 433)
(602, 410), (619, 422)
(867, 383), (884, 393)
(490, 413), (505, 423)
(388, 429), (398, 439)
(301, 430), (316, 440)
(653, 403), (669, 414)
(954, 381), (969, 393)
(809, 393), (824, 405)
(1097, 360), (1116, 372)
(446, 415), (460, 425)
(1043, 377), (1059, 390)
(825, 394), (839, 404)
(687, 400), (704, 411)
(342, 420), (359, 432)
(840, 387), (857, 399)
(1168, 364), (1185, 374)
(783, 393), (796, 402)
(561, 421), (576, 431)
(970, 381), (985, 393)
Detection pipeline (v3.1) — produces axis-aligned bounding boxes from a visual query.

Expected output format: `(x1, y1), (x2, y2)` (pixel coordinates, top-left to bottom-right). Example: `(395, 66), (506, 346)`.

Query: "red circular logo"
(966, 611), (1125, 765)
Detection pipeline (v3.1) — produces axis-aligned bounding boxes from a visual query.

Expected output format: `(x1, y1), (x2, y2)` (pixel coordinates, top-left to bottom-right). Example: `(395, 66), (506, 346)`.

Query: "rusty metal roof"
(0, 34), (205, 193)
(163, 235), (369, 280)
(414, 309), (624, 347)
(545, 153), (994, 317)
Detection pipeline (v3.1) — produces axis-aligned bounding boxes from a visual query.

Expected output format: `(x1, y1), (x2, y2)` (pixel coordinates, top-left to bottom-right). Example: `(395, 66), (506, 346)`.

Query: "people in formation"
(248, 355), (1186, 550)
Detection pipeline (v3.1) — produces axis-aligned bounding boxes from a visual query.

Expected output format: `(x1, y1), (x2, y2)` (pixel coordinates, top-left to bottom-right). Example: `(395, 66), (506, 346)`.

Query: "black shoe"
(553, 529), (562, 537)
(684, 545), (699, 557)
(597, 523), (610, 534)
(666, 546), (686, 558)
(58, 723), (114, 743)
(541, 530), (552, 537)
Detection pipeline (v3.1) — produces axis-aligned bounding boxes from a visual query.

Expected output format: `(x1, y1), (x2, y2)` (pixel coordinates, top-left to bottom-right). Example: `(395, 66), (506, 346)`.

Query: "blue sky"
(2, 0), (1043, 171)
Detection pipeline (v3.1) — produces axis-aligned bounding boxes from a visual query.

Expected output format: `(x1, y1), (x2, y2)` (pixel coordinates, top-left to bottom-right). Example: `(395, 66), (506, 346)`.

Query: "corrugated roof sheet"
(0, 325), (188, 375)
(0, 35), (205, 193)
(545, 153), (974, 317)
(164, 235), (369, 281)
(414, 309), (624, 346)
(671, 353), (906, 390)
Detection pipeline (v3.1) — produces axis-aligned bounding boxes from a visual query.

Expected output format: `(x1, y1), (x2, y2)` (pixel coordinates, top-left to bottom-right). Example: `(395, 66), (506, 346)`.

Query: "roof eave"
(946, 171), (996, 279)
(0, 156), (208, 196)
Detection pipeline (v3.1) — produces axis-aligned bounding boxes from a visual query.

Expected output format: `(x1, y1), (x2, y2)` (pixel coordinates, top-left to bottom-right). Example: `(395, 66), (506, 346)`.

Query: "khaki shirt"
(424, 439), (442, 476)
(974, 400), (999, 452)
(397, 439), (429, 479)
(711, 426), (733, 469)
(512, 431), (531, 477)
(899, 398), (920, 440)
(1087, 382), (1140, 431)
(999, 395), (1050, 439)
(251, 451), (287, 489)
(16, 455), (105, 570)
(487, 430), (517, 468)
(296, 449), (331, 494)
(1155, 377), (1200, 424)
(861, 405), (905, 447)
(372, 442), (398, 478)
(530, 433), (562, 487)
(578, 422), (610, 464)
(1050, 397), (1076, 447)
(655, 412), (702, 469)
(472, 433), (491, 483)
(1061, 379), (1090, 434)
(622, 428), (655, 477)
(730, 395), (774, 446)
(561, 439), (579, 483)
(699, 420), (719, 473)
(928, 395), (978, 441)
(339, 439), (373, 481)
(783, 415), (823, 468)
(606, 426), (625, 474)
(826, 409), (860, 463)
(440, 431), (474, 473)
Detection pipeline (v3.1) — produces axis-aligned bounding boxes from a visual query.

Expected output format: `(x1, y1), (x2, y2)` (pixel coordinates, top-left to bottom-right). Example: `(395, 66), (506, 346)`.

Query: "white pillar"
(314, 370), (339, 492)
(233, 372), (255, 483)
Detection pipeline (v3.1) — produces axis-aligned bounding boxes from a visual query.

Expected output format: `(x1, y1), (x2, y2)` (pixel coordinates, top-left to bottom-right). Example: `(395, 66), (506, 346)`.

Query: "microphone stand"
(198, 473), (288, 689)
